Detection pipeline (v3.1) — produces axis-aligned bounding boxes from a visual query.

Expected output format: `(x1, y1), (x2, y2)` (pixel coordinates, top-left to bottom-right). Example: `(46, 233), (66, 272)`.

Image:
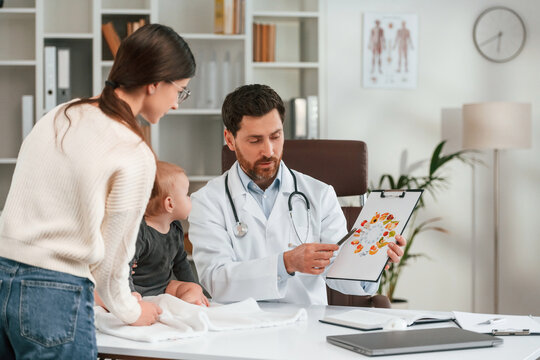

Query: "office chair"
(222, 139), (391, 308)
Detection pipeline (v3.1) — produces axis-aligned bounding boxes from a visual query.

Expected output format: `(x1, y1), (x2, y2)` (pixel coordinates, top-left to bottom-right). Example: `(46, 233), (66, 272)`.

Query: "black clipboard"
(327, 189), (423, 282)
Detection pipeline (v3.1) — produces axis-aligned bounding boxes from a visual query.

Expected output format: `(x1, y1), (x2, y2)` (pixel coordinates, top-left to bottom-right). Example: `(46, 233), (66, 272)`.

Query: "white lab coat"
(189, 161), (378, 305)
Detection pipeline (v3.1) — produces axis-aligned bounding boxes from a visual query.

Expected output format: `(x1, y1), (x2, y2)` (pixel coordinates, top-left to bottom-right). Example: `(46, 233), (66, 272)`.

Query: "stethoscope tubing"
(225, 167), (311, 243)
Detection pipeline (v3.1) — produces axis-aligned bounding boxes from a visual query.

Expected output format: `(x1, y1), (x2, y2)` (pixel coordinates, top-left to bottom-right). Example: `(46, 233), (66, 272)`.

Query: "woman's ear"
(147, 83), (158, 95)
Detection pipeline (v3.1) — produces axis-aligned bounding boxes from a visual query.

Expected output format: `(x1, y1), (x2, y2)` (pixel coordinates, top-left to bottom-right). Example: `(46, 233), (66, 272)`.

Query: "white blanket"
(95, 294), (307, 342)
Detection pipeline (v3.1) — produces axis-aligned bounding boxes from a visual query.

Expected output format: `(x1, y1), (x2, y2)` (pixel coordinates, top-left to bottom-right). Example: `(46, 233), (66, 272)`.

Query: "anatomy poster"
(362, 13), (418, 89)
(327, 190), (422, 282)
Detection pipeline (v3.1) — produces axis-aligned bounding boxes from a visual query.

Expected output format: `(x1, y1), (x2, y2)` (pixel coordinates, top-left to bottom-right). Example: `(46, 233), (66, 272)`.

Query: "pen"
(477, 317), (505, 325)
(491, 329), (530, 336)
(337, 227), (358, 246)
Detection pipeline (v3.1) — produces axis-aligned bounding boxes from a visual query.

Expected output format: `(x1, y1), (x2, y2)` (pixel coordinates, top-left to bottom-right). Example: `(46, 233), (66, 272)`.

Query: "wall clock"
(473, 6), (526, 63)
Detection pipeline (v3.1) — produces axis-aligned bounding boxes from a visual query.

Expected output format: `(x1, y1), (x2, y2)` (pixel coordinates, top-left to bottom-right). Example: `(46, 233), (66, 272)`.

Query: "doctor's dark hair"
(221, 84), (285, 137)
(57, 23), (196, 145)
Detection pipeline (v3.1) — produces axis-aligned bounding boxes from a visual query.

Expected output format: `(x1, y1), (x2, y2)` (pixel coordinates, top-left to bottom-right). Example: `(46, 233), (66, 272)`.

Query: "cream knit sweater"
(0, 103), (155, 324)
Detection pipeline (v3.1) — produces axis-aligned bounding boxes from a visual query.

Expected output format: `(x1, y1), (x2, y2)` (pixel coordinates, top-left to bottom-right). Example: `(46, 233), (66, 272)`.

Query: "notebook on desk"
(320, 308), (454, 331)
(327, 327), (503, 357)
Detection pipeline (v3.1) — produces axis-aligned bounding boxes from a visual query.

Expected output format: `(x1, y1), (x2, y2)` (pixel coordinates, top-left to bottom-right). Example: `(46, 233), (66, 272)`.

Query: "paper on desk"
(453, 311), (540, 334)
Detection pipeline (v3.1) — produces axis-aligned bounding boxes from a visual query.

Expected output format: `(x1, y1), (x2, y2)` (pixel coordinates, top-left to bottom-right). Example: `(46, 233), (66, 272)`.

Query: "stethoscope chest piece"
(234, 221), (248, 237)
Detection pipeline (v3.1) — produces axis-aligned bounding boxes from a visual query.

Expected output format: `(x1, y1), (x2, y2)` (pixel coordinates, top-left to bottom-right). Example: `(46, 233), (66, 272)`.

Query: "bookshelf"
(0, 0), (325, 209)
(249, 0), (323, 139)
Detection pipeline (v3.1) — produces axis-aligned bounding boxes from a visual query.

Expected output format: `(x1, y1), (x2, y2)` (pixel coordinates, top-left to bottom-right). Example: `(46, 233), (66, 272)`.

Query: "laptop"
(327, 327), (503, 357)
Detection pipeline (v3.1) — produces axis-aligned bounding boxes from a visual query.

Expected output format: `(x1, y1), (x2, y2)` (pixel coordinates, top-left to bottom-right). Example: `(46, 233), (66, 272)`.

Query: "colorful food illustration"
(350, 212), (400, 257)
(354, 244), (364, 253)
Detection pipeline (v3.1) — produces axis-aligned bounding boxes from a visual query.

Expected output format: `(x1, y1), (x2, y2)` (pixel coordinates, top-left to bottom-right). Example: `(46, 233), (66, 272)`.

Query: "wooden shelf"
(252, 62), (319, 69)
(100, 9), (151, 15)
(181, 34), (246, 41)
(253, 11), (319, 20)
(0, 158), (17, 165)
(0, 8), (36, 14)
(44, 33), (94, 39)
(167, 109), (222, 116)
(0, 60), (36, 66)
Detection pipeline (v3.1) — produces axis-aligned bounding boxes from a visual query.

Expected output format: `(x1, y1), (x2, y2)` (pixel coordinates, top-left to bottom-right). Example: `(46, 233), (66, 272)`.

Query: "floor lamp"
(462, 102), (531, 314)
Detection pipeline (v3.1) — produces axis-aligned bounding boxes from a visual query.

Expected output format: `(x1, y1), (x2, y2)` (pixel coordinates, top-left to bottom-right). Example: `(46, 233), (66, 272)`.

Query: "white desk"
(97, 303), (540, 360)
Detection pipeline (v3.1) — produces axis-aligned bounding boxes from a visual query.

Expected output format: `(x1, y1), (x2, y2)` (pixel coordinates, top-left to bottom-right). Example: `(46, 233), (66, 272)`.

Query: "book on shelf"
(252, 23), (260, 61)
(127, 18), (146, 36)
(261, 23), (269, 63)
(102, 22), (121, 58)
(268, 24), (276, 62)
(21, 95), (34, 140)
(215, 0), (244, 34)
(214, 0), (224, 34)
(320, 308), (454, 331)
(252, 23), (276, 62)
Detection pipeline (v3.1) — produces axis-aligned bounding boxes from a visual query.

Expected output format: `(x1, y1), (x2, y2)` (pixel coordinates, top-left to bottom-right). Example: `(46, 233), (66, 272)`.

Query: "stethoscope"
(225, 167), (311, 245)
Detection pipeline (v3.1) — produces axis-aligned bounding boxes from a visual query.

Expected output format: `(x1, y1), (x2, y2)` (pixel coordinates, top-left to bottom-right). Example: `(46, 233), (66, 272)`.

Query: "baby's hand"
(176, 282), (210, 307)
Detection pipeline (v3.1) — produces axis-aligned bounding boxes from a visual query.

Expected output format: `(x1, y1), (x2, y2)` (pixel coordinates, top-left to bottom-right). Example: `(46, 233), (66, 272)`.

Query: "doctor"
(189, 84), (406, 304)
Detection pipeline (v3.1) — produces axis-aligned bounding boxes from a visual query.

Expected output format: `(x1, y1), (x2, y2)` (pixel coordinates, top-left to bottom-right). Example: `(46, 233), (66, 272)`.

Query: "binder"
(21, 95), (34, 140)
(44, 46), (57, 112)
(290, 98), (307, 139)
(327, 190), (423, 282)
(57, 48), (71, 104)
(306, 96), (318, 139)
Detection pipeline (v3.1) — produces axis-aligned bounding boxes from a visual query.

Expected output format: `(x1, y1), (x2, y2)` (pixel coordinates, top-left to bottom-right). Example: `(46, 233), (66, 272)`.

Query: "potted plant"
(373, 141), (472, 304)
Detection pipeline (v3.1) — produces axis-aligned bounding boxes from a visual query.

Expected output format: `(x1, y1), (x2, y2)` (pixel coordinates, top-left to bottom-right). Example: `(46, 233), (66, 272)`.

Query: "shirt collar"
(236, 161), (282, 194)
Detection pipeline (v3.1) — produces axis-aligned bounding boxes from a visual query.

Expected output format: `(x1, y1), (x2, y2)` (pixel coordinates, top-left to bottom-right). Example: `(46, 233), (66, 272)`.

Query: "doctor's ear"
(224, 129), (236, 151)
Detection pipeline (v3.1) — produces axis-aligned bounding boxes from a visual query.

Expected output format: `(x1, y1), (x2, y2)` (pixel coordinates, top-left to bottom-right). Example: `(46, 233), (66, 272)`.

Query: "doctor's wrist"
(283, 250), (296, 275)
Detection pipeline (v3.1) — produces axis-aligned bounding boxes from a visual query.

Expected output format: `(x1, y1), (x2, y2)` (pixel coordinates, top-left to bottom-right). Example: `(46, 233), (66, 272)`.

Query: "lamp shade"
(462, 102), (531, 150)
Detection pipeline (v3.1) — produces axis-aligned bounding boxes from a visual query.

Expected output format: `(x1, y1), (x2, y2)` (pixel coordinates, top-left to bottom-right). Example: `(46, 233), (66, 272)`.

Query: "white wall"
(326, 0), (540, 314)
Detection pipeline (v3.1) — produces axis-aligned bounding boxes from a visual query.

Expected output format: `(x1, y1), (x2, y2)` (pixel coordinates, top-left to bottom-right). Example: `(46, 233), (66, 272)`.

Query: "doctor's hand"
(385, 235), (406, 270)
(130, 300), (162, 326)
(284, 243), (339, 275)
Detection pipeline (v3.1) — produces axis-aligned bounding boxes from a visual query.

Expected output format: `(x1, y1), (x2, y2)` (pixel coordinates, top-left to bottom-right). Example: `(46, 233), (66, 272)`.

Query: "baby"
(129, 161), (209, 306)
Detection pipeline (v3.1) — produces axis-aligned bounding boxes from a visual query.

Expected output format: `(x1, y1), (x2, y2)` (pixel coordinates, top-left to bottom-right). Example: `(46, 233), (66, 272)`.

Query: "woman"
(0, 24), (195, 358)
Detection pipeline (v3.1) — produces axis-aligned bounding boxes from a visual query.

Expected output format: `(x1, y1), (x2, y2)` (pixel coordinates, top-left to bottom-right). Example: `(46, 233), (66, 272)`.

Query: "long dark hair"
(58, 24), (196, 144)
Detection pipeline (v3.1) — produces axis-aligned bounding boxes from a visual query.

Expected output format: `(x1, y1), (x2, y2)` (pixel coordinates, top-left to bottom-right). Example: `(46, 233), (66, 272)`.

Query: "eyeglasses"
(168, 81), (191, 104)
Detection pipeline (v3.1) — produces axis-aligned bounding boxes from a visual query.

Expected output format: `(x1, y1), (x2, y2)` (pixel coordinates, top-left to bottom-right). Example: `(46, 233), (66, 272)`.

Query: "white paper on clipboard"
(327, 190), (423, 282)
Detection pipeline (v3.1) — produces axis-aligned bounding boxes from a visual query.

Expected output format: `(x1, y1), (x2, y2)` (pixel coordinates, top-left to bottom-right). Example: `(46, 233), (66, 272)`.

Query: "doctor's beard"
(237, 152), (282, 186)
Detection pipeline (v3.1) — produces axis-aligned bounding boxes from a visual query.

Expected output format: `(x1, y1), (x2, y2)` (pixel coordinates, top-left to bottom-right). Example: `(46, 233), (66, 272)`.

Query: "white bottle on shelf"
(206, 50), (218, 109)
(221, 50), (231, 104)
(195, 49), (207, 109)
(234, 50), (243, 89)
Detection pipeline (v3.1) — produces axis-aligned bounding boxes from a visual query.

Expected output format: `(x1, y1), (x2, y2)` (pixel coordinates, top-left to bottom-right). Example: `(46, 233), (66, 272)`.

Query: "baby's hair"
(145, 161), (186, 217)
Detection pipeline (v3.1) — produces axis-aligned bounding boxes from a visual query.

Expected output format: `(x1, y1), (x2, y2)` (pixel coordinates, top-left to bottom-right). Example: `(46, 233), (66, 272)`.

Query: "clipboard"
(327, 189), (423, 282)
